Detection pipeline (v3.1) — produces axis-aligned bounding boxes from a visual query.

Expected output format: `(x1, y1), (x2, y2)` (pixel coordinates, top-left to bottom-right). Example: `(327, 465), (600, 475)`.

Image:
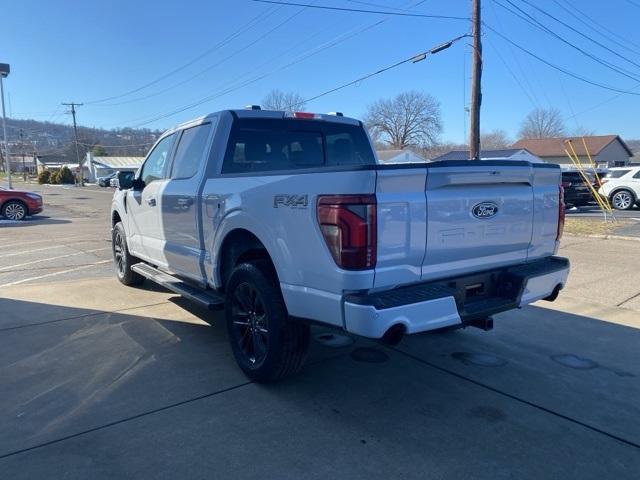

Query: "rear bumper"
(344, 256), (570, 339)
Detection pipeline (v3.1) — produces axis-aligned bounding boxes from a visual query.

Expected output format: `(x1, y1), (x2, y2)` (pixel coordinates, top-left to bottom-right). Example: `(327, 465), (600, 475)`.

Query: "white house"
(376, 149), (429, 164)
(85, 153), (145, 182)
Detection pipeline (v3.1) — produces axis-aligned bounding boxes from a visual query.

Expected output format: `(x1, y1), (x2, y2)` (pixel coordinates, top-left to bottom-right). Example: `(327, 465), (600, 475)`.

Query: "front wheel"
(112, 222), (144, 286)
(2, 200), (27, 220)
(611, 190), (635, 210)
(225, 260), (309, 382)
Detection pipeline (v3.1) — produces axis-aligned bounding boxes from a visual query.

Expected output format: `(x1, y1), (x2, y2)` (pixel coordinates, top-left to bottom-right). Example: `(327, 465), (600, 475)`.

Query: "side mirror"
(117, 171), (136, 190)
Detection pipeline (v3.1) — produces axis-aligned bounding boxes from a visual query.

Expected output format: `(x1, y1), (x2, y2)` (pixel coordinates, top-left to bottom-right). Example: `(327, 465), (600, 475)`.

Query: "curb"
(564, 232), (640, 242)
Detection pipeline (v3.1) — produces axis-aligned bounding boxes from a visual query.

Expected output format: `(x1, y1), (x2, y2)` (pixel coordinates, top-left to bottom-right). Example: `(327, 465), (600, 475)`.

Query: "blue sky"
(3, 0), (640, 143)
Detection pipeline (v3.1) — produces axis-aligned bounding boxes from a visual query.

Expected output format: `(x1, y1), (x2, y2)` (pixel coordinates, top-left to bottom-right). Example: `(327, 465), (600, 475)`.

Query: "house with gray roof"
(432, 148), (542, 163)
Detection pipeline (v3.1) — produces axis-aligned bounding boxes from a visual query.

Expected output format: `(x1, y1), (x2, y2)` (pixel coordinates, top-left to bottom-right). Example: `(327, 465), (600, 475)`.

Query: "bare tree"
(480, 129), (511, 149)
(570, 125), (596, 137)
(518, 108), (566, 139)
(365, 91), (442, 149)
(261, 89), (306, 111)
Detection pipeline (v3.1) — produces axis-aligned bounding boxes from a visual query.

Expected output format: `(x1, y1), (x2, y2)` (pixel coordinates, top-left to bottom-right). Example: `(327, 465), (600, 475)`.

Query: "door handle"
(177, 197), (194, 207)
(147, 197), (156, 207)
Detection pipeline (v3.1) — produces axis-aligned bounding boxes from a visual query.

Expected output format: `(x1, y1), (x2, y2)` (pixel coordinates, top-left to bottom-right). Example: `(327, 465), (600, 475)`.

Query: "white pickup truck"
(111, 108), (569, 381)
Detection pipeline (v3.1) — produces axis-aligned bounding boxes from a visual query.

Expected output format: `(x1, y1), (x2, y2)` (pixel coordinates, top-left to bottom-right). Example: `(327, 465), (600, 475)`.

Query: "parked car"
(110, 170), (134, 188)
(561, 171), (596, 207)
(598, 166), (640, 210)
(0, 187), (43, 221)
(111, 108), (569, 381)
(98, 172), (117, 187)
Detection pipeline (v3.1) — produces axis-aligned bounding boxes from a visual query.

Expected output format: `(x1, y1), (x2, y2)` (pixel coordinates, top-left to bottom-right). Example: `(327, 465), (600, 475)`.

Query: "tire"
(2, 200), (27, 220)
(611, 189), (635, 210)
(112, 222), (144, 286)
(225, 260), (309, 382)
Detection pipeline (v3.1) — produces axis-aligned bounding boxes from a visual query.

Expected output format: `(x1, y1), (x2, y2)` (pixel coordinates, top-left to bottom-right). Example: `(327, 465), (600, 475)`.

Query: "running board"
(132, 263), (225, 310)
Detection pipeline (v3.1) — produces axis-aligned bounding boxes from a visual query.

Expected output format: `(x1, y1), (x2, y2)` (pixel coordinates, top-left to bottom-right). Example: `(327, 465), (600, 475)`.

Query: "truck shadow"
(0, 297), (638, 476)
(0, 216), (72, 227)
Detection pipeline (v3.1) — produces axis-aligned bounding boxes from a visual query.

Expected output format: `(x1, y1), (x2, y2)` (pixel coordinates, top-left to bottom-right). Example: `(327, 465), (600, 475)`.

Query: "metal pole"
(469, 0), (482, 161)
(0, 76), (11, 189)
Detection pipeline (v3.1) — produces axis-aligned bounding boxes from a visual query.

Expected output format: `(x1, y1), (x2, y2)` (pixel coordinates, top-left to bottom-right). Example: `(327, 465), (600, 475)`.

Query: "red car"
(0, 187), (43, 221)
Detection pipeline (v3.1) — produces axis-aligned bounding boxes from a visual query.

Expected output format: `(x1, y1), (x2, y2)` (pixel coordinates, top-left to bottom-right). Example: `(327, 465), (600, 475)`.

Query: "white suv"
(598, 166), (640, 210)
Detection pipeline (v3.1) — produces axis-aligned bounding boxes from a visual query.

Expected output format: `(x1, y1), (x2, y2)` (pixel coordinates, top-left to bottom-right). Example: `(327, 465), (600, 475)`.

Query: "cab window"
(140, 134), (176, 185)
(171, 124), (212, 179)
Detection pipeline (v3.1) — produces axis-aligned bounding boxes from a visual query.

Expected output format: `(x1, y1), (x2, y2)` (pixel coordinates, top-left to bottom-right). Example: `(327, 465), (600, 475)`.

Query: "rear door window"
(171, 124), (212, 179)
(605, 169), (631, 179)
(222, 118), (374, 174)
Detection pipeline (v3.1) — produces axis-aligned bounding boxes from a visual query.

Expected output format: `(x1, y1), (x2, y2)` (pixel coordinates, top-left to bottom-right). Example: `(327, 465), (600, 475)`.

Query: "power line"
(83, 6), (280, 104)
(514, 0), (640, 71)
(299, 34), (470, 105)
(346, 0), (417, 11)
(552, 0), (640, 56)
(111, 0), (430, 128)
(495, 0), (640, 82)
(93, 4), (310, 107)
(485, 23), (640, 96)
(566, 82), (640, 120)
(487, 0), (543, 107)
(250, 0), (468, 19)
(117, 17), (391, 127)
(485, 35), (537, 108)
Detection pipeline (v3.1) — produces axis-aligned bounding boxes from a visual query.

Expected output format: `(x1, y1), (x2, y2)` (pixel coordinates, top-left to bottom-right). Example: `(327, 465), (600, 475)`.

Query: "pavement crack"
(0, 351), (350, 460)
(0, 301), (170, 333)
(0, 382), (253, 461)
(616, 290), (640, 307)
(389, 346), (640, 451)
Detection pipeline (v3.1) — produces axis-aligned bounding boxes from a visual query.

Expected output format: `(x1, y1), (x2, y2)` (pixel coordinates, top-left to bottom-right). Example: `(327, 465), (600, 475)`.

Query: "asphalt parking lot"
(1, 183), (640, 479)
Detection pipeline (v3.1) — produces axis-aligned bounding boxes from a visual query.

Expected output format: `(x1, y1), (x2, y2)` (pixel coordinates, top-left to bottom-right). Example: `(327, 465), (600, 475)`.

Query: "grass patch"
(564, 217), (631, 236)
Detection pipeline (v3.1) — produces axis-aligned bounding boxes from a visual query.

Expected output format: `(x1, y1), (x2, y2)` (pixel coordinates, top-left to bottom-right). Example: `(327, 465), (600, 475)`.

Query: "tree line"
(260, 89), (633, 159)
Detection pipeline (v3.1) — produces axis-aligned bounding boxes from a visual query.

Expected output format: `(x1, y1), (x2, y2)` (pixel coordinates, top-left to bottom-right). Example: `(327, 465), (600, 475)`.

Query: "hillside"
(1, 117), (161, 161)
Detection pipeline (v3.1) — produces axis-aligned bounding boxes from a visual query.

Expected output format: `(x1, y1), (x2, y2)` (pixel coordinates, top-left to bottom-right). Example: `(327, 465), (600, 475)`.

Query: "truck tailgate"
(422, 163), (535, 280)
(374, 162), (560, 289)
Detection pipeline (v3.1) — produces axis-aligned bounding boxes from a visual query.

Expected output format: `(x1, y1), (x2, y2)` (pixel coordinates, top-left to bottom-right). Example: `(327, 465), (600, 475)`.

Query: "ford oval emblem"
(472, 202), (499, 219)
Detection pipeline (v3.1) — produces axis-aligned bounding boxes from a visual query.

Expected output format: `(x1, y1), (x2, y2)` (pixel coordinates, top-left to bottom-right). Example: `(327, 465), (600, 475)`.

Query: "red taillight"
(286, 111), (321, 119)
(317, 194), (377, 270)
(557, 185), (565, 241)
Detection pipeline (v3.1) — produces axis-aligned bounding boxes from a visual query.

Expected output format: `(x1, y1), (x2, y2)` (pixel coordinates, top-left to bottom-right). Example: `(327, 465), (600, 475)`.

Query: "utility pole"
(0, 63), (11, 189)
(469, 0), (482, 161)
(62, 102), (83, 186)
(32, 141), (38, 176)
(20, 128), (26, 181)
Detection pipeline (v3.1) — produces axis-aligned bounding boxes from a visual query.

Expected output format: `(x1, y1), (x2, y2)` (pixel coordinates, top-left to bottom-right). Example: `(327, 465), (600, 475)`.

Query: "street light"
(0, 62), (11, 190)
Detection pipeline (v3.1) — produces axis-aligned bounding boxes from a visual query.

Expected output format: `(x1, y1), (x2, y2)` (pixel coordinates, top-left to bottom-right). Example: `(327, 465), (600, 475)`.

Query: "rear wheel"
(611, 190), (635, 210)
(225, 260), (309, 382)
(112, 222), (144, 286)
(2, 200), (27, 221)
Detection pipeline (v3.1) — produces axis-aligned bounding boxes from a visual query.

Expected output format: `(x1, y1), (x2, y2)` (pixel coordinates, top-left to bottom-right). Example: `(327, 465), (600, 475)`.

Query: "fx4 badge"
(472, 201), (498, 219)
(273, 194), (308, 209)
